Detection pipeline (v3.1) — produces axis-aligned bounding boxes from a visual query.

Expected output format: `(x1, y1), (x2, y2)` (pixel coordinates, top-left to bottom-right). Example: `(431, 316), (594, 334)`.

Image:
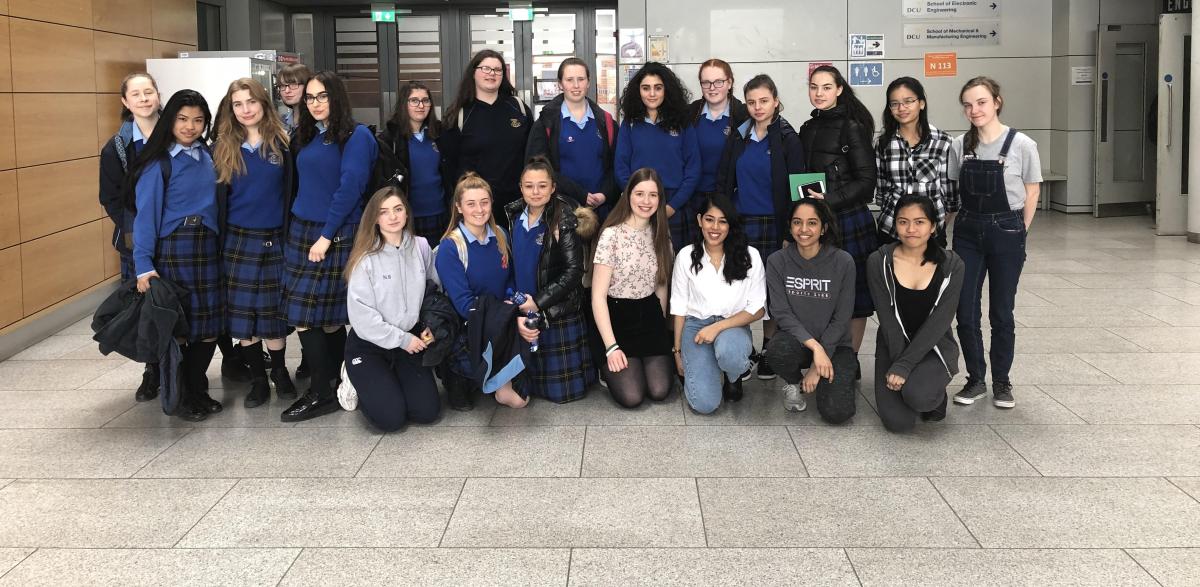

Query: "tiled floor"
(1, 213), (1199, 585)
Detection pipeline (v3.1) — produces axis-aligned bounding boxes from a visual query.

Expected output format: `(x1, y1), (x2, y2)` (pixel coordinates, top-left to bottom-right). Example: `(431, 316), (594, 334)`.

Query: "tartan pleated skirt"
(742, 213), (783, 259)
(411, 213), (448, 249)
(523, 310), (594, 403)
(836, 205), (879, 318)
(223, 224), (291, 340)
(283, 217), (355, 328)
(156, 223), (222, 341)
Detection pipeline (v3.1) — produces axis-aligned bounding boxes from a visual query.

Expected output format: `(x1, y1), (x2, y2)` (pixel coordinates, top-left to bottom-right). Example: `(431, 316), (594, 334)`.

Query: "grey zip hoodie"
(866, 243), (963, 379)
(347, 235), (438, 350)
(765, 244), (855, 358)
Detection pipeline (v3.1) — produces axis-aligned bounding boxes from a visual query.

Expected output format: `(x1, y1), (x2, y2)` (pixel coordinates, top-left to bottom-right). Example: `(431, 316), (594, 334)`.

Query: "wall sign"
(903, 0), (1002, 19)
(849, 33), (885, 59)
(903, 21), (1001, 46)
(1164, 0), (1191, 13)
(1071, 66), (1094, 85)
(924, 52), (958, 77)
(848, 61), (884, 87)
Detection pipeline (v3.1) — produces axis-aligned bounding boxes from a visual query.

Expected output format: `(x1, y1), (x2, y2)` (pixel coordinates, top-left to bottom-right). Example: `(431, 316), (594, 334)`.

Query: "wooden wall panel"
(153, 40), (194, 59)
(0, 1), (7, 15)
(94, 0), (153, 38)
(10, 19), (96, 93)
(0, 246), (20, 328)
(17, 158), (101, 241)
(13, 94), (98, 167)
(100, 216), (120, 278)
(21, 221), (103, 314)
(151, 0), (196, 45)
(0, 17), (11, 93)
(0, 94), (13, 171)
(8, 0), (91, 28)
(94, 31), (152, 94)
(0, 170), (16, 248)
(96, 94), (124, 151)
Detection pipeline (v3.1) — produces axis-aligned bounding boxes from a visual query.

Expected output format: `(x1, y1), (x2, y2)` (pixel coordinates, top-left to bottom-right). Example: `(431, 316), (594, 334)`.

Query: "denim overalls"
(953, 129), (1027, 385)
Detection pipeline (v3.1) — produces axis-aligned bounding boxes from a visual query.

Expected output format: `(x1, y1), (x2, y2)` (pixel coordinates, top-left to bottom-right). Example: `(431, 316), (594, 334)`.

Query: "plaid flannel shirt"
(874, 125), (958, 236)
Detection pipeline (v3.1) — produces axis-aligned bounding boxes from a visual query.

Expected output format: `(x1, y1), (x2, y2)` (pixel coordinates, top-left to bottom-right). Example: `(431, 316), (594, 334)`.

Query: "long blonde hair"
(212, 77), (289, 184)
(345, 185), (414, 281)
(442, 172), (509, 268)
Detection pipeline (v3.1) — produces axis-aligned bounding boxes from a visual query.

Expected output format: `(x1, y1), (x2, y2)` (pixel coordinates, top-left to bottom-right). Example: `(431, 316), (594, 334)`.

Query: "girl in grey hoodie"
(343, 186), (441, 431)
(866, 194), (964, 432)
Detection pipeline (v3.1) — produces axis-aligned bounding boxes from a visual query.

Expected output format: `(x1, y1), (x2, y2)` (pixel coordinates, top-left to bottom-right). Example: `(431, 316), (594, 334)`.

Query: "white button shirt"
(670, 244), (767, 319)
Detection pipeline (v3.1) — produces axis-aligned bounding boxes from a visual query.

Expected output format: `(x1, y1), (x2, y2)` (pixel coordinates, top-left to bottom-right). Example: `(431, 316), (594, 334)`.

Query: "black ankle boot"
(722, 375), (744, 403)
(135, 363), (160, 402)
(219, 337), (251, 382)
(271, 366), (298, 398)
(188, 340), (222, 414)
(445, 372), (474, 411)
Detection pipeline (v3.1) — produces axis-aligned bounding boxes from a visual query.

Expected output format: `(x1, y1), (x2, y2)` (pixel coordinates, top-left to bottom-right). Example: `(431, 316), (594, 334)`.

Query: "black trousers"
(344, 330), (441, 432)
(764, 331), (858, 424)
(874, 350), (951, 433)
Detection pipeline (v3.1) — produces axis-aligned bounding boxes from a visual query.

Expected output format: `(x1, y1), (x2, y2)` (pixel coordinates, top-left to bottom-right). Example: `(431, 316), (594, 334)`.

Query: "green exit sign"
(509, 8), (534, 21)
(372, 10), (395, 22)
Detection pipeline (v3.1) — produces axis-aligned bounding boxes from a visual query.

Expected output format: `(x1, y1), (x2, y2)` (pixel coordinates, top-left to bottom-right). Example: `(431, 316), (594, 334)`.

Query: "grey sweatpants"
(874, 349), (951, 433)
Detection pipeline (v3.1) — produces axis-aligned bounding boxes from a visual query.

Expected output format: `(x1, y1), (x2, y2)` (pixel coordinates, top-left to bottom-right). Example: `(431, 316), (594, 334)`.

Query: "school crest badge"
(510, 118), (522, 128)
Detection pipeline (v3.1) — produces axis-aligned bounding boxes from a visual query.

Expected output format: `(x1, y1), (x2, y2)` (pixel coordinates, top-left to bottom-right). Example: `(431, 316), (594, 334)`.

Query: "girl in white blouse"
(670, 193), (766, 413)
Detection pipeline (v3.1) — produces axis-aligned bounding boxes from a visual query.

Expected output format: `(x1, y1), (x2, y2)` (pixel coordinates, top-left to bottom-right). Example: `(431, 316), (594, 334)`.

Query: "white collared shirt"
(561, 100), (595, 130)
(669, 244), (767, 319)
(170, 142), (203, 161)
(701, 102), (729, 122)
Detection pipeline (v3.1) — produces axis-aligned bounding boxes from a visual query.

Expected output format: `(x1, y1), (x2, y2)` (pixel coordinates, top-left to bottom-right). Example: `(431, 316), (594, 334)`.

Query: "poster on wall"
(597, 55), (618, 110)
(808, 61), (833, 78)
(849, 33), (885, 59)
(648, 35), (669, 63)
(619, 28), (645, 64)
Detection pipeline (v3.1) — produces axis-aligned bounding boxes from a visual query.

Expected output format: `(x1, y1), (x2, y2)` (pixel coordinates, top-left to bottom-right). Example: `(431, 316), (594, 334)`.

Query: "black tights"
(297, 326), (346, 400)
(602, 354), (673, 408)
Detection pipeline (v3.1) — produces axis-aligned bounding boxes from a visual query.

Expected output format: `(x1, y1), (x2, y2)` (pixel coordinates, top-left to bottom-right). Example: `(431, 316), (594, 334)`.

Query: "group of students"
(96, 51), (1041, 433)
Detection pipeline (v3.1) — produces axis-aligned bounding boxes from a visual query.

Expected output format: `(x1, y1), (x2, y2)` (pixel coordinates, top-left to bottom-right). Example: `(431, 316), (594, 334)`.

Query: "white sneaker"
(782, 383), (807, 412)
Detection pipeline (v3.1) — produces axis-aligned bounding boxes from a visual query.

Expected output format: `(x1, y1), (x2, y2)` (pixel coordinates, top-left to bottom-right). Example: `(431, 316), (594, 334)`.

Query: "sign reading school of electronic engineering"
(903, 21), (1001, 46)
(848, 61), (884, 87)
(902, 0), (1002, 19)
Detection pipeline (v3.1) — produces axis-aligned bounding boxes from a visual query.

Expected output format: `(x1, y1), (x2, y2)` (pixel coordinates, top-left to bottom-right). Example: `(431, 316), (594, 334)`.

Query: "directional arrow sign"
(901, 0), (1002, 19)
(902, 21), (1001, 46)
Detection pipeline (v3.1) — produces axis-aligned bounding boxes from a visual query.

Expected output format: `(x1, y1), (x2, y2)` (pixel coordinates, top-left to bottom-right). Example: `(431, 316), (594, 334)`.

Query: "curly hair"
(619, 62), (691, 133)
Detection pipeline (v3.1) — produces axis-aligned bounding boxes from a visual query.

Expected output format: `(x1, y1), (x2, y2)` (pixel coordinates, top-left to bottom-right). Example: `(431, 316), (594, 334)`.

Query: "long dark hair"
(388, 81), (441, 142)
(743, 73), (783, 117)
(600, 168), (674, 287)
(894, 194), (946, 265)
(292, 71), (357, 150)
(960, 76), (1004, 155)
(124, 89), (211, 211)
(810, 65), (874, 132)
(877, 76), (929, 156)
(689, 193), (751, 284)
(619, 62), (691, 133)
(445, 49), (516, 130)
(788, 198), (841, 247)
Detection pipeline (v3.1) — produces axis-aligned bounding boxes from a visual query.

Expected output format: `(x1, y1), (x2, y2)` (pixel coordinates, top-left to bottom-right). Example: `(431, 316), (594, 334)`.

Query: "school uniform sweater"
(765, 244), (855, 359)
(132, 145), (218, 276)
(434, 223), (515, 319)
(407, 131), (445, 218)
(614, 119), (701, 211)
(510, 210), (546, 295)
(694, 108), (732, 193)
(444, 97), (532, 207)
(227, 144), (286, 229)
(291, 124), (377, 239)
(557, 114), (606, 197)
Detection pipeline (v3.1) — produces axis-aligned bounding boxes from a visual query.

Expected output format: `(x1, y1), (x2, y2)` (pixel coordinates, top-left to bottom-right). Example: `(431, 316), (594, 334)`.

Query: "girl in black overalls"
(948, 77), (1042, 410)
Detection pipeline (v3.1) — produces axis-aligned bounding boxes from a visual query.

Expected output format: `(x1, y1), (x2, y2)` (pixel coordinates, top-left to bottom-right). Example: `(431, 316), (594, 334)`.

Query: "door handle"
(1165, 75), (1174, 149)
(1100, 75), (1109, 143)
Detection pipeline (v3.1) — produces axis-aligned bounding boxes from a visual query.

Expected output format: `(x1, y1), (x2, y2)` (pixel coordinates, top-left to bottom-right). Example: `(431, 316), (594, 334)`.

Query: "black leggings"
(874, 350), (951, 433)
(764, 332), (857, 424)
(602, 354), (673, 408)
(344, 330), (440, 431)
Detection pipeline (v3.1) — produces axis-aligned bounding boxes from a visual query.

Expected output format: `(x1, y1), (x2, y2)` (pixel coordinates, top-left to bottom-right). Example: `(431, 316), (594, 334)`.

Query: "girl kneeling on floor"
(670, 193), (766, 414)
(867, 194), (964, 432)
(344, 186), (442, 431)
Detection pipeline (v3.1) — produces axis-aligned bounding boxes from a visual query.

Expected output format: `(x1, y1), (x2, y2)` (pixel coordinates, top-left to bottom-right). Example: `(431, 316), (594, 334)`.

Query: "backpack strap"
(604, 111), (615, 148)
(113, 134), (129, 172)
(448, 228), (469, 272)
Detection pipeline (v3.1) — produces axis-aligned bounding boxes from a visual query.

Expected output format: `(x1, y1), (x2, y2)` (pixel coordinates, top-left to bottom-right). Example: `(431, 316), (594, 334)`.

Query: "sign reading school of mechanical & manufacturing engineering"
(901, 0), (1002, 47)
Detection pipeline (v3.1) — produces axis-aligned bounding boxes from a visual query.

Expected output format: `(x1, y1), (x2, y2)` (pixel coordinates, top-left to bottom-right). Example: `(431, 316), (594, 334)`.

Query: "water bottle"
(507, 290), (540, 352)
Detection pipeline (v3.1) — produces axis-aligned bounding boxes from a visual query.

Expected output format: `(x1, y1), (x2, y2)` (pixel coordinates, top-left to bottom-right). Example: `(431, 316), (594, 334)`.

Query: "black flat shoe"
(722, 377), (744, 403)
(445, 373), (475, 412)
(196, 390), (223, 414)
(280, 391), (340, 422)
(271, 367), (298, 398)
(244, 378), (270, 409)
(135, 364), (160, 402)
(921, 393), (949, 422)
(294, 358), (310, 380)
(221, 357), (252, 382)
(175, 398), (208, 422)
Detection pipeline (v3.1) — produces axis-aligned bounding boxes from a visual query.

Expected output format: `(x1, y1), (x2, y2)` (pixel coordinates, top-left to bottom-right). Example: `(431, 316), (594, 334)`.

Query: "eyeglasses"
(699, 79), (729, 90)
(407, 97), (432, 106)
(303, 92), (330, 105)
(476, 65), (503, 76)
(888, 97), (920, 110)
(276, 82), (302, 91)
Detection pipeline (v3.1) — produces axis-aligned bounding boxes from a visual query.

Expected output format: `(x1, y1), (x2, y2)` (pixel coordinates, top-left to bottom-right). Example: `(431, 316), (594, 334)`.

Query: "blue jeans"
(680, 316), (753, 414)
(953, 210), (1026, 384)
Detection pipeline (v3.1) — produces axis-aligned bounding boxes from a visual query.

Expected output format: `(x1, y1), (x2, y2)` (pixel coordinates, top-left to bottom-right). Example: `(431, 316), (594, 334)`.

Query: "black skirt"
(607, 294), (671, 358)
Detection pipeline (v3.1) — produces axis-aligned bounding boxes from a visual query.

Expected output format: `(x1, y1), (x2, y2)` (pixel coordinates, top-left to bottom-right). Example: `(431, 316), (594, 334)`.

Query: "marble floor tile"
(861, 384), (1086, 425)
(0, 389), (135, 429)
(1124, 548), (1200, 587)
(0, 478), (235, 548)
(698, 477), (976, 547)
(489, 388), (685, 426)
(993, 424), (1200, 476)
(932, 477), (1200, 548)
(568, 548), (858, 586)
(135, 427), (380, 478)
(1006, 353), (1119, 385)
(1039, 384), (1200, 424)
(0, 428), (188, 478)
(848, 548), (1156, 586)
(1075, 352), (1200, 384)
(0, 548), (33, 578)
(1107, 326), (1200, 352)
(1140, 305), (1200, 326)
(1014, 306), (1169, 328)
(279, 548), (568, 586)
(582, 425), (806, 477)
(357, 426), (584, 477)
(790, 425), (1038, 477)
(441, 477), (705, 547)
(1063, 272), (1200, 289)
(0, 548), (299, 586)
(178, 477), (463, 548)
(0, 360), (123, 391)
(1011, 327), (1145, 353)
(9, 334), (105, 361)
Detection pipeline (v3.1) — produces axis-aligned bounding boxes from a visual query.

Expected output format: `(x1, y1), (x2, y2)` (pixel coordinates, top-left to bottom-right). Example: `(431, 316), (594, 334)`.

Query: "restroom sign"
(849, 33), (885, 59)
(849, 62), (884, 87)
(924, 52), (957, 77)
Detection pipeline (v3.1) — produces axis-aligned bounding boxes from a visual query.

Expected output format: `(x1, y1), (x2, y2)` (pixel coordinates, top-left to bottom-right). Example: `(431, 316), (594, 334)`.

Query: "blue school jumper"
(735, 129), (774, 215)
(557, 102), (606, 195)
(434, 223), (515, 319)
(224, 143), (290, 340)
(510, 210), (546, 295)
(408, 129), (445, 218)
(695, 103), (731, 193)
(614, 119), (701, 212)
(291, 124), (377, 239)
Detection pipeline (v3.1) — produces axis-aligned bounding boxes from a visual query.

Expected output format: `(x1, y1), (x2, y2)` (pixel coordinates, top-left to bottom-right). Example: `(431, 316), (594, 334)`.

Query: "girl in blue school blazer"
(281, 71), (378, 424)
(614, 61), (701, 251)
(128, 89), (221, 423)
